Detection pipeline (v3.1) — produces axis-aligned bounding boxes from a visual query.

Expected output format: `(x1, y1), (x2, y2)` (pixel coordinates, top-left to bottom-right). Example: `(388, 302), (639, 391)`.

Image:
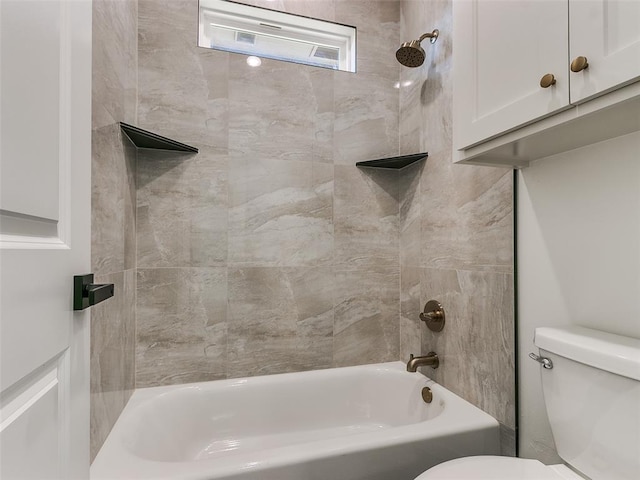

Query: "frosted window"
(198, 0), (356, 72)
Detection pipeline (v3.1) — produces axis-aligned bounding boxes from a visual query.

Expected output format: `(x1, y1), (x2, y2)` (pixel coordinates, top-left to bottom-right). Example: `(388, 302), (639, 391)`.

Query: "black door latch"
(73, 274), (114, 311)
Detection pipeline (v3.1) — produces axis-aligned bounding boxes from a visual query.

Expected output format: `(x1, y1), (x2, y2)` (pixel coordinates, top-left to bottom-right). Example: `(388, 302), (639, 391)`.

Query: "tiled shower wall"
(90, 0), (137, 461)
(397, 0), (516, 455)
(135, 0), (403, 386)
(89, 0), (516, 461)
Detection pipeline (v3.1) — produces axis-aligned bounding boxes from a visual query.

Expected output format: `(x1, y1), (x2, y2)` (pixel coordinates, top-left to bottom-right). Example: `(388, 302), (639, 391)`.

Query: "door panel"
(0, 0), (92, 477)
(0, 358), (66, 479)
(569, 0), (640, 103)
(454, 0), (570, 150)
(0, 0), (61, 221)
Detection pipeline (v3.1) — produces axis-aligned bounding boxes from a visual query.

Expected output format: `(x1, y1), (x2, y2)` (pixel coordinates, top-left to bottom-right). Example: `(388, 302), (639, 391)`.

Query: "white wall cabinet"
(454, 0), (570, 150)
(453, 0), (640, 167)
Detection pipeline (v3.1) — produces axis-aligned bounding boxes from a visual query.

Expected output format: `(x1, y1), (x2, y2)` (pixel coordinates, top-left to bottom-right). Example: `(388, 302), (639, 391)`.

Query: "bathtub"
(91, 362), (500, 480)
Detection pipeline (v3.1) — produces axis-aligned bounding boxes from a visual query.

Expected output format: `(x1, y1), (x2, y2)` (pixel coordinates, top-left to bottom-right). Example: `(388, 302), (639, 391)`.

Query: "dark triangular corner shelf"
(120, 123), (198, 153)
(356, 152), (428, 170)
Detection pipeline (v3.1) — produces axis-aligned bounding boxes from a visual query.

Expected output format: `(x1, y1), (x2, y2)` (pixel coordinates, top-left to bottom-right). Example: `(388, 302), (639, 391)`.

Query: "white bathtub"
(91, 362), (500, 480)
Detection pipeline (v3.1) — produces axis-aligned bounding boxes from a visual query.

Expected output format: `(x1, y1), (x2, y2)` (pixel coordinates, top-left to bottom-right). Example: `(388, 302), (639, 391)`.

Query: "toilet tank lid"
(534, 326), (640, 381)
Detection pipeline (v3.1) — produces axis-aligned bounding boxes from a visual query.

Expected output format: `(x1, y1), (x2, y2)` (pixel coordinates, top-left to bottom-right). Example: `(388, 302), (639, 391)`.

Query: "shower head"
(396, 29), (439, 67)
(396, 40), (426, 67)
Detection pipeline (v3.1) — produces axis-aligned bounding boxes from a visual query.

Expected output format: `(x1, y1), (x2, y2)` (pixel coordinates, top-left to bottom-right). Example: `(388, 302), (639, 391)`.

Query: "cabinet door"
(454, 0), (570, 150)
(569, 0), (640, 104)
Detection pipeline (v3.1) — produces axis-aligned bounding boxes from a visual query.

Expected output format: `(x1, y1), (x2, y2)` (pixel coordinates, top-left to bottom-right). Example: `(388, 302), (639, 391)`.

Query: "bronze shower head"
(396, 29), (439, 67)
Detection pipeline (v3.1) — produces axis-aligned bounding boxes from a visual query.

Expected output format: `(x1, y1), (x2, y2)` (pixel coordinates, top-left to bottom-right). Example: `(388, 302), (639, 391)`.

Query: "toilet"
(415, 326), (640, 480)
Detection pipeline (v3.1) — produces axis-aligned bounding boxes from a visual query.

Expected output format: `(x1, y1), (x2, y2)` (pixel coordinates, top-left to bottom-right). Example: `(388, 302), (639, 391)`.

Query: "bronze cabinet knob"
(540, 73), (556, 88)
(571, 56), (589, 72)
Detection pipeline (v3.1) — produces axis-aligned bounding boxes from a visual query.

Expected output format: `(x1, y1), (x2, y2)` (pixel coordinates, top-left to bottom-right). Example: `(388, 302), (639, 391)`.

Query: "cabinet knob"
(539, 73), (556, 88)
(570, 56), (589, 72)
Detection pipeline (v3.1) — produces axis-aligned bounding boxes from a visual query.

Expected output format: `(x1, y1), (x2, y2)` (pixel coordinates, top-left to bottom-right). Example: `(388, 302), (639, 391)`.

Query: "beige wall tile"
(399, 160), (424, 268)
(334, 165), (399, 269)
(138, 0), (229, 149)
(420, 268), (515, 428)
(228, 56), (332, 163)
(227, 267), (334, 378)
(91, 0), (138, 462)
(420, 151), (513, 272)
(400, 266), (421, 361)
(228, 159), (333, 267)
(90, 269), (136, 462)
(333, 74), (399, 165)
(92, 124), (137, 275)
(92, 0), (137, 130)
(333, 266), (400, 367)
(136, 149), (227, 268)
(136, 267), (227, 387)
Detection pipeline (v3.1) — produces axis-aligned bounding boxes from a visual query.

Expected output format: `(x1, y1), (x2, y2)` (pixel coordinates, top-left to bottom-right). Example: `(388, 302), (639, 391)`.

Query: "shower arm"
(418, 29), (439, 44)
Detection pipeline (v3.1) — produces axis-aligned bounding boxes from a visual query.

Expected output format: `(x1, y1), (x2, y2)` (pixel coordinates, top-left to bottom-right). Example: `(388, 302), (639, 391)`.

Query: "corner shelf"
(119, 123), (198, 153)
(355, 152), (428, 170)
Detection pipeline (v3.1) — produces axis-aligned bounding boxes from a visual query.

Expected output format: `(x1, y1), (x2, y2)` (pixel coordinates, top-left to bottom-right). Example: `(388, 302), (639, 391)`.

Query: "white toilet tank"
(534, 326), (640, 480)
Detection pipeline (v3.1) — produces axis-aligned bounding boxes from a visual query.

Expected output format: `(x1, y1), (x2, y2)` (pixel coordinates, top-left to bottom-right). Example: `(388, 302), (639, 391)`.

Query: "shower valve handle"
(419, 300), (446, 332)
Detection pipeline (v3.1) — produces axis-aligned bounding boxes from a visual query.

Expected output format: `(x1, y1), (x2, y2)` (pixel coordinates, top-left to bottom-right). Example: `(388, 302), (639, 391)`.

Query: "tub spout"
(407, 352), (439, 372)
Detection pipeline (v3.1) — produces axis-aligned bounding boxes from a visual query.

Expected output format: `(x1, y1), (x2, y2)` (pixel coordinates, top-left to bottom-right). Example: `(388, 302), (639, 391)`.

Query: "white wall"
(517, 131), (640, 463)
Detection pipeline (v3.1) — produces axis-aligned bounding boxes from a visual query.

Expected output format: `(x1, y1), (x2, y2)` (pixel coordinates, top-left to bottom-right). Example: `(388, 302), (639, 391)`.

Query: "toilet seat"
(414, 456), (584, 480)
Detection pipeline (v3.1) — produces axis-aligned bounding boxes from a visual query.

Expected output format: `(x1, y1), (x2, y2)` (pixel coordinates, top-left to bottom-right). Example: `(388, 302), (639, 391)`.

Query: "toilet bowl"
(414, 326), (640, 480)
(414, 456), (583, 479)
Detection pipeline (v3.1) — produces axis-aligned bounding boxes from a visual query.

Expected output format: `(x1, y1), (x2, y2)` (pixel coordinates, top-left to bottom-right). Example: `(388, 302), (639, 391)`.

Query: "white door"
(454, 0), (570, 150)
(569, 0), (640, 104)
(0, 1), (92, 478)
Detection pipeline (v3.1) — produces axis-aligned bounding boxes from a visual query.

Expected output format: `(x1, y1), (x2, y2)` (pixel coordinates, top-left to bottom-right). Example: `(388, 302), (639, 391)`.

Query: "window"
(198, 0), (356, 72)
